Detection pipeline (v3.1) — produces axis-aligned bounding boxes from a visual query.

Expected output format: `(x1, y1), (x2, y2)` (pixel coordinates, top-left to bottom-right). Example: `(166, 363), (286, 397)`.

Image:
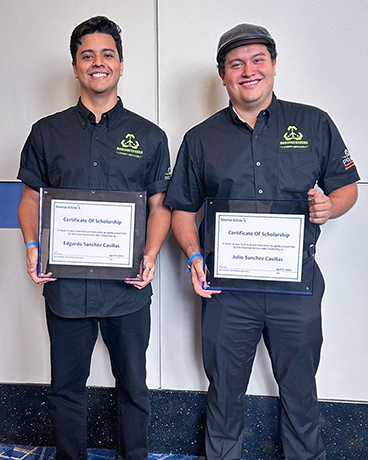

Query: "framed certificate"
(38, 188), (146, 280)
(203, 198), (317, 295)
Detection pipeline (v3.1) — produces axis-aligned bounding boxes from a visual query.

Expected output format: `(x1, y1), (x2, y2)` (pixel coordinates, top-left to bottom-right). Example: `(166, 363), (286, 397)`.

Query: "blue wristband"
(187, 253), (203, 273)
(26, 241), (39, 249)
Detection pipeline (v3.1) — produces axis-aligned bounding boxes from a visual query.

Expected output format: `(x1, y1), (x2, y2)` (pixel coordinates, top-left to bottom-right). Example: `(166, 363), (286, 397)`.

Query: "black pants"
(45, 302), (151, 460)
(202, 264), (326, 460)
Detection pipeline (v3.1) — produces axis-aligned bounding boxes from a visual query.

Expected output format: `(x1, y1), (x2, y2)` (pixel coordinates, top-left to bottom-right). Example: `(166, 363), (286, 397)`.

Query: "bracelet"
(26, 241), (39, 249)
(187, 253), (203, 273)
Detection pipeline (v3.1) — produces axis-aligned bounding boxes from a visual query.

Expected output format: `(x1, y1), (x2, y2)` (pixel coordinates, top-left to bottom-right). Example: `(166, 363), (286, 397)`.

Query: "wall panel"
(158, 0), (368, 400)
(0, 0), (160, 388)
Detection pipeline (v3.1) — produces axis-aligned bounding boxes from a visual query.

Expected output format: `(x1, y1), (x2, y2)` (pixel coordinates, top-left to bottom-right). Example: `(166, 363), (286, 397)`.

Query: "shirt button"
(93, 161), (98, 167)
(254, 134), (259, 140)
(256, 161), (261, 167)
(95, 136), (99, 140)
(258, 189), (264, 195)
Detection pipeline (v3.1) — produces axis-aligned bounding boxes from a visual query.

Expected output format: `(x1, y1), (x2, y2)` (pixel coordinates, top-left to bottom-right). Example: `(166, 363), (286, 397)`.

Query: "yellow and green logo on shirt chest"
(116, 133), (144, 158)
(279, 125), (309, 149)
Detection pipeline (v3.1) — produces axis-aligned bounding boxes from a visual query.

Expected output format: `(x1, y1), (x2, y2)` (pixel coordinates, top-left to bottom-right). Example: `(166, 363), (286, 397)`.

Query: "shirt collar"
(76, 97), (125, 129)
(228, 92), (278, 127)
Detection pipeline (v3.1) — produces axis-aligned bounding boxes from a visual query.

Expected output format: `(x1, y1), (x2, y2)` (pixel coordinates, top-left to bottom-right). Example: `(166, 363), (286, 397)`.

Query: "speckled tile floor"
(3, 384), (368, 459)
(0, 446), (208, 460)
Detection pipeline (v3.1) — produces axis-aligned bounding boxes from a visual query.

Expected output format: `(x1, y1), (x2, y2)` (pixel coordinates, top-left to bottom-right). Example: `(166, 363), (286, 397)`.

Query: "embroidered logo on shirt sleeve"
(342, 149), (356, 171)
(164, 167), (172, 181)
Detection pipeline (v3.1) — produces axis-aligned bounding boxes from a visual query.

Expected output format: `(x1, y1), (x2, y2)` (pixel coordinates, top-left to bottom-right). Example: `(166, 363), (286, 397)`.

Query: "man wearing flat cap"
(165, 24), (359, 460)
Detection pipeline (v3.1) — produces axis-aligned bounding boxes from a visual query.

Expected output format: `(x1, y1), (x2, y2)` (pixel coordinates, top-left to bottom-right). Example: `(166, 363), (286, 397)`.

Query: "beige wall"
(1, 0), (367, 401)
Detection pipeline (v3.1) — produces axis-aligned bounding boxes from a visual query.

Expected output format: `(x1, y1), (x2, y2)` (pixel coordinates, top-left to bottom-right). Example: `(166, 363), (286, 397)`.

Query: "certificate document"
(214, 212), (305, 282)
(49, 199), (135, 268)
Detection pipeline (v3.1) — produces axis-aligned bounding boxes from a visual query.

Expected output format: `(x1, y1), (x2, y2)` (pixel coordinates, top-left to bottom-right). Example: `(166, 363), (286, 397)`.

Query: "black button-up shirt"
(18, 98), (171, 318)
(165, 94), (360, 247)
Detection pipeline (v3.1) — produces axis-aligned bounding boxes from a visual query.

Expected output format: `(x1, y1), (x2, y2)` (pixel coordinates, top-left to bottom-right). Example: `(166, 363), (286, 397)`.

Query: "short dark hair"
(217, 43), (277, 76)
(70, 16), (123, 63)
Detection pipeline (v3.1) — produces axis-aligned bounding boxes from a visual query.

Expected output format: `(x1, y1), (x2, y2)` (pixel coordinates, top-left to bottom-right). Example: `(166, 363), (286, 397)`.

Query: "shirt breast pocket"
(278, 149), (319, 193)
(109, 153), (145, 191)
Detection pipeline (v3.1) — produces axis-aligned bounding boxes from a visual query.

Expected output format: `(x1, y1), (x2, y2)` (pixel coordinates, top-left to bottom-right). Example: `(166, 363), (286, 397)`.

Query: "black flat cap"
(217, 23), (276, 62)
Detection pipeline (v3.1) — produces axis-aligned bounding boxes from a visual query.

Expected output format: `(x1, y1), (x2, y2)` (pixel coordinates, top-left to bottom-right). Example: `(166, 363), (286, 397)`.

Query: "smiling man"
(165, 24), (359, 460)
(17, 16), (171, 460)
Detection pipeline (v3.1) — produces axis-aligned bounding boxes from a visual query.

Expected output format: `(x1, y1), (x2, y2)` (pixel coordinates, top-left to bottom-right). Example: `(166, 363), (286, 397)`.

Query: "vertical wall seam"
(155, 0), (160, 126)
(154, 0), (162, 390)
